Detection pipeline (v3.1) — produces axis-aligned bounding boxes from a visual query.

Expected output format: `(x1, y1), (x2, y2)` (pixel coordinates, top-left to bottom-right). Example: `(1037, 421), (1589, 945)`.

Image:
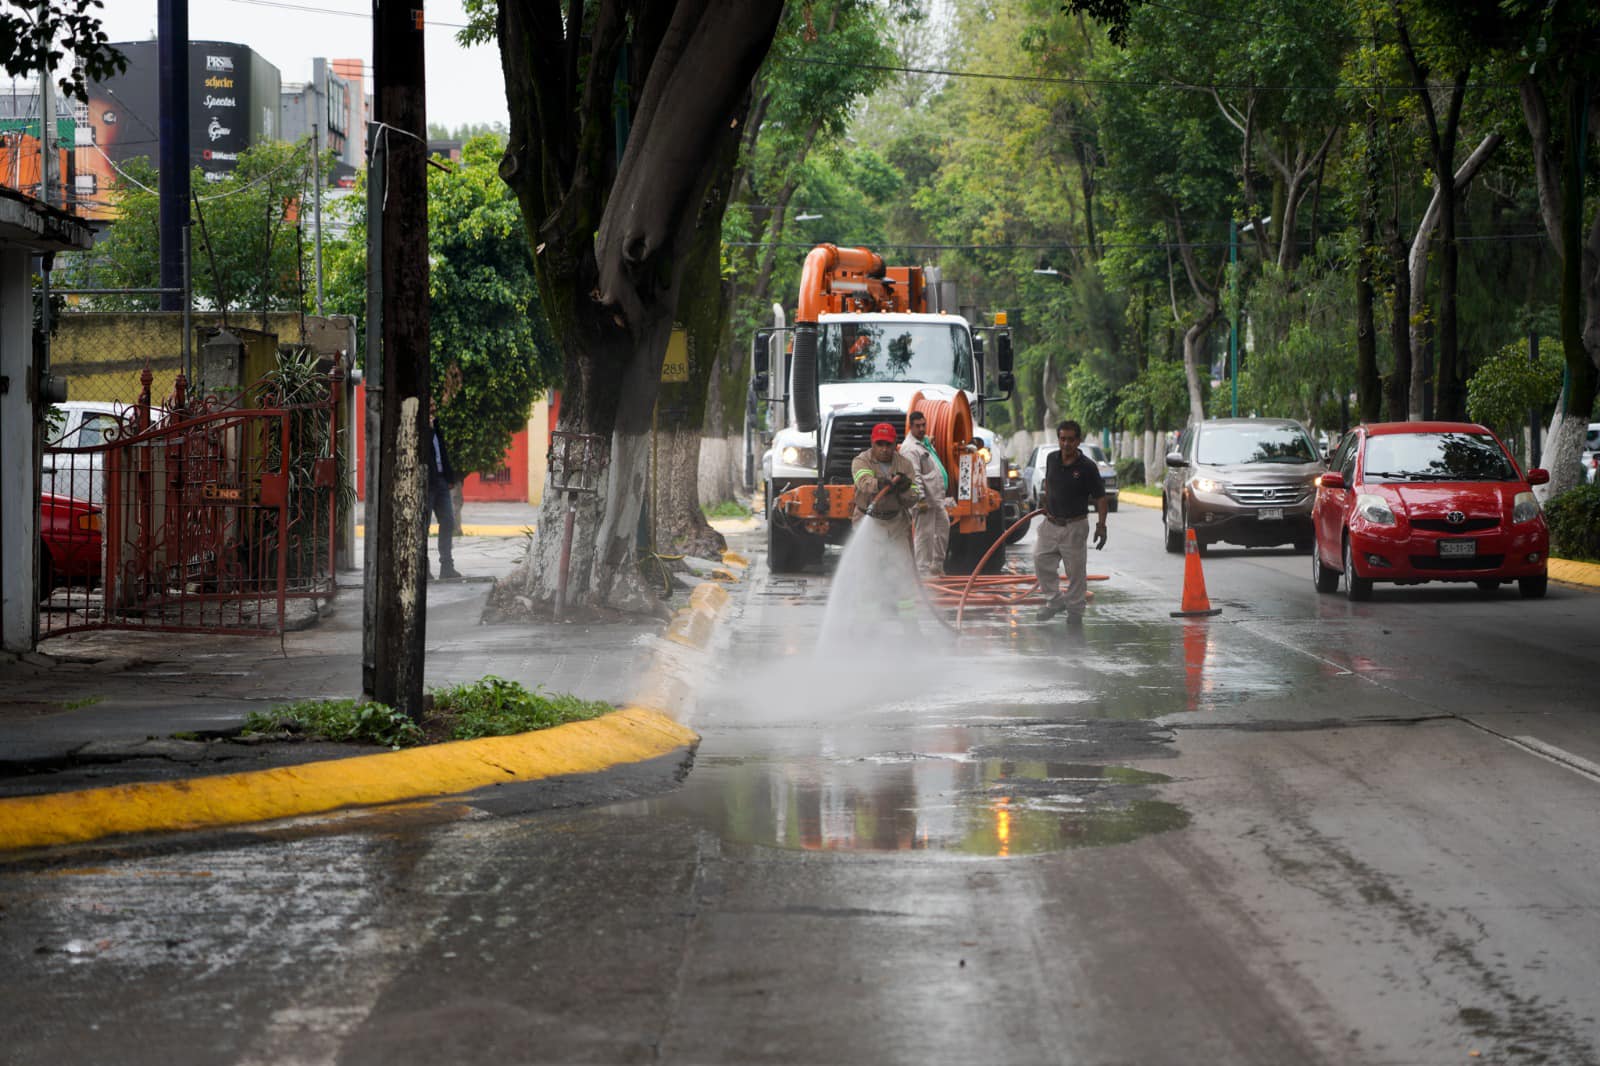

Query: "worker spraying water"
(817, 423), (939, 652)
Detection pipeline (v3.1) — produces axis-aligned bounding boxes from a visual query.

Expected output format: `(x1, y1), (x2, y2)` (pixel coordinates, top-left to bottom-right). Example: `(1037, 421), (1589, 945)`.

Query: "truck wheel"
(768, 520), (804, 574)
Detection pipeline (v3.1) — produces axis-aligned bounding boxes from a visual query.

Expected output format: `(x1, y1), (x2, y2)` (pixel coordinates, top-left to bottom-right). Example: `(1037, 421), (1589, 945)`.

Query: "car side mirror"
(1526, 467), (1549, 486)
(1165, 452), (1186, 468)
(997, 370), (1015, 394)
(996, 332), (1013, 374)
(751, 371), (769, 395)
(1319, 472), (1346, 490)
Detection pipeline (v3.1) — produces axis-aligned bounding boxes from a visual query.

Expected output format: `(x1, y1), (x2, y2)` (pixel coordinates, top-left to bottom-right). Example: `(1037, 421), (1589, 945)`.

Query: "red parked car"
(1312, 422), (1550, 601)
(39, 492), (102, 593)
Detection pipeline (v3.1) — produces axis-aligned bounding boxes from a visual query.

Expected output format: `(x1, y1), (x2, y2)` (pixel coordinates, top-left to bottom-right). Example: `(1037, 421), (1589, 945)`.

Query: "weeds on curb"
(239, 678), (612, 749)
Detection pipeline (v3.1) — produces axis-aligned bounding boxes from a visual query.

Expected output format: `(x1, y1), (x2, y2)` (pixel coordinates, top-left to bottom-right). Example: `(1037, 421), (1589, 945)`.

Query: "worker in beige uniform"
(899, 410), (950, 575)
(851, 422), (921, 547)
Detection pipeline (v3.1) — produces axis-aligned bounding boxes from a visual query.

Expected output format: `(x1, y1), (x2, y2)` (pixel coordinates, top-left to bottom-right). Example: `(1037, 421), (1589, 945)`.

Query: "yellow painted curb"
(1549, 557), (1600, 589)
(355, 525), (535, 538)
(0, 707), (696, 852)
(1120, 491), (1161, 509)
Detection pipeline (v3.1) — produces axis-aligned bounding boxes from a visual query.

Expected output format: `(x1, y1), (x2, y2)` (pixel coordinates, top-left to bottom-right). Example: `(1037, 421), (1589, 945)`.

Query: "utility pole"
(312, 121), (324, 314)
(39, 67), (57, 208)
(367, 0), (430, 717)
(157, 0), (189, 313)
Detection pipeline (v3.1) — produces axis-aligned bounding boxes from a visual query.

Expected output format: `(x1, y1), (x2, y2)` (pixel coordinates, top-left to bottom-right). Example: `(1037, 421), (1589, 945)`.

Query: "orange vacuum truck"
(752, 243), (1021, 574)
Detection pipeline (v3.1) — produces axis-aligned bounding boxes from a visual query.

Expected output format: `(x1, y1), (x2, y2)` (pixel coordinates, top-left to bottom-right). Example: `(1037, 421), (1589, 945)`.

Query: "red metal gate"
(39, 364), (344, 639)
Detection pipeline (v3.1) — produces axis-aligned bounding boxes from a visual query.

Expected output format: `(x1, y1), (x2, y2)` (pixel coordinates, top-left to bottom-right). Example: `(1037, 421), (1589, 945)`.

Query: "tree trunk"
(1406, 133), (1503, 422)
(489, 0), (782, 618)
(1182, 307), (1216, 425)
(1387, 223), (1412, 422)
(1355, 119), (1381, 422)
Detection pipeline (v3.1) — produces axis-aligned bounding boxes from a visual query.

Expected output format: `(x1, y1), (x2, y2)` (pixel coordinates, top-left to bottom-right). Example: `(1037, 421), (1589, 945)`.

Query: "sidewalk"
(0, 502), (748, 848)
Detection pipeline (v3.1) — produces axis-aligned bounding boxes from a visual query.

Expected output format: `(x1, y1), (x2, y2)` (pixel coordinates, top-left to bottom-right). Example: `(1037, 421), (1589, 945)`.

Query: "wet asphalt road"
(3, 505), (1599, 1065)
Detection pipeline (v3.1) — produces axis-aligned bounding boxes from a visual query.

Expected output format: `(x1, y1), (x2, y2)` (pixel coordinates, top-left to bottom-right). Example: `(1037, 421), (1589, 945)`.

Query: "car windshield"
(1197, 424), (1317, 465)
(819, 322), (975, 390)
(1362, 432), (1516, 482)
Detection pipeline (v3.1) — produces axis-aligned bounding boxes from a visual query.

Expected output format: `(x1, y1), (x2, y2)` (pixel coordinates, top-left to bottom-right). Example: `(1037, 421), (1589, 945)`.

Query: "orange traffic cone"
(1171, 528), (1222, 617)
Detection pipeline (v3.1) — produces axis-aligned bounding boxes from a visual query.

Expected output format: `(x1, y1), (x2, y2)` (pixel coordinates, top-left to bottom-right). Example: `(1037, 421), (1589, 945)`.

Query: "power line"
(223, 0), (468, 29)
(781, 55), (1519, 95)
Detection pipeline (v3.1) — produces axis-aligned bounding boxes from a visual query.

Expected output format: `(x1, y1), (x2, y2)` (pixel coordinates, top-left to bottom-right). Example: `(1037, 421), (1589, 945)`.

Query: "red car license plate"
(1439, 539), (1476, 557)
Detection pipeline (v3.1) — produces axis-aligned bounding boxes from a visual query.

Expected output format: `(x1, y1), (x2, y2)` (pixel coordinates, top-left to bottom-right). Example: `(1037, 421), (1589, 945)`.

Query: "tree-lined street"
(5, 507), (1597, 1064)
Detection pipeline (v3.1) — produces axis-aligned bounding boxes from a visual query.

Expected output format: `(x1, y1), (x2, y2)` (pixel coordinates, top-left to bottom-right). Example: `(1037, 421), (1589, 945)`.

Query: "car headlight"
(1005, 464), (1020, 480)
(1355, 492), (1396, 525)
(1512, 491), (1540, 524)
(1191, 476), (1223, 494)
(780, 445), (816, 467)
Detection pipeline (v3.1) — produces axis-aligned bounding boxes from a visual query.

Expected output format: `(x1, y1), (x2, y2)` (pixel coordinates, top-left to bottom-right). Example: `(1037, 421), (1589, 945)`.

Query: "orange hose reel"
(906, 390), (996, 533)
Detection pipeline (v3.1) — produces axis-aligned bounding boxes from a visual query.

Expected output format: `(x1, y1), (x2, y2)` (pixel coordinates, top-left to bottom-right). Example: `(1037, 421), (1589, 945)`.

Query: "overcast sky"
(93, 0), (510, 132)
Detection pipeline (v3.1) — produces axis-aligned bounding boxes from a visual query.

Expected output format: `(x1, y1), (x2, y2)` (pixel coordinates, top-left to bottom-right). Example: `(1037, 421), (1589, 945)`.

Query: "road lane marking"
(1504, 735), (1600, 784)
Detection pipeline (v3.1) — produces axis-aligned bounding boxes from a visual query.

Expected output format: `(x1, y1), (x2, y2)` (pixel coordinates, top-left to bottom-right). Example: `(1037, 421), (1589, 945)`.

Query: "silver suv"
(1162, 418), (1325, 553)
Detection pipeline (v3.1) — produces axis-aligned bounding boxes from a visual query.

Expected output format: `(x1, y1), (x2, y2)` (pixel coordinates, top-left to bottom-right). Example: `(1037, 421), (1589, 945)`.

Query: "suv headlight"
(1191, 476), (1223, 494)
(1512, 491), (1540, 524)
(780, 444), (816, 467)
(1355, 492), (1396, 525)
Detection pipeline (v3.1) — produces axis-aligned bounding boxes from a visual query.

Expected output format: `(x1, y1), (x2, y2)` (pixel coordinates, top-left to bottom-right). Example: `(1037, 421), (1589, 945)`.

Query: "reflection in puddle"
(620, 755), (1187, 857)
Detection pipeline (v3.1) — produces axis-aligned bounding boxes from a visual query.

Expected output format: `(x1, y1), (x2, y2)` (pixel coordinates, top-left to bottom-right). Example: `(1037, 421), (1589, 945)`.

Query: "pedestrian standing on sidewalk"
(428, 417), (461, 580)
(899, 410), (950, 575)
(1035, 419), (1107, 626)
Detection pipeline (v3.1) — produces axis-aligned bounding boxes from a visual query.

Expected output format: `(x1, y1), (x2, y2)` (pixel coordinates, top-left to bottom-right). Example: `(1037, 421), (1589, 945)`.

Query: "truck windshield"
(818, 322), (975, 390)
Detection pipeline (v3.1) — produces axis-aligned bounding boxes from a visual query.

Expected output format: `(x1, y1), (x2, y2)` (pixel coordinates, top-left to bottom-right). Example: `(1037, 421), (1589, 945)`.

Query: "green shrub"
(1115, 457), (1146, 486)
(242, 698), (423, 749)
(702, 499), (753, 519)
(430, 675), (611, 740)
(1544, 484), (1600, 562)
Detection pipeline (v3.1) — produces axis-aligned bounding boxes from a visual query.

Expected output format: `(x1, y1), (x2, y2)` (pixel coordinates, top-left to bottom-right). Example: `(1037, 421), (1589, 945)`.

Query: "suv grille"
(1229, 484), (1309, 506)
(824, 415), (900, 483)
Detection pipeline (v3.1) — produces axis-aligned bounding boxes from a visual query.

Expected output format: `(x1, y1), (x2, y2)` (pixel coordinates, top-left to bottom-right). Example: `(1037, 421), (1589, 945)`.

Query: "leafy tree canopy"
(322, 134), (560, 480)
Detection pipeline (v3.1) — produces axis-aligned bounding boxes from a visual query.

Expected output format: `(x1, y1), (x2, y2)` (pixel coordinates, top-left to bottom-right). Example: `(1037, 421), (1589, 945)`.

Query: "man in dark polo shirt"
(1035, 419), (1108, 625)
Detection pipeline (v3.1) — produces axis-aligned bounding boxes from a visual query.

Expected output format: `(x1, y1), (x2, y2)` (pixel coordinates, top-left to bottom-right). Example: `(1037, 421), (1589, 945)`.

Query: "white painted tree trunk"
(1537, 406), (1587, 503)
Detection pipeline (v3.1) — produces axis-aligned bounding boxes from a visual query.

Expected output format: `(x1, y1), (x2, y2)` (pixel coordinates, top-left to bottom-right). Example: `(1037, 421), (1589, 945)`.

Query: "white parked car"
(44, 401), (133, 505)
(1021, 441), (1119, 512)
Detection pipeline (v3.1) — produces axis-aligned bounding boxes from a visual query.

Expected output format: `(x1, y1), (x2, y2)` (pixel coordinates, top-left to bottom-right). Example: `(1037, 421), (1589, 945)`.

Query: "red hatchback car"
(1312, 422), (1550, 601)
(39, 492), (102, 593)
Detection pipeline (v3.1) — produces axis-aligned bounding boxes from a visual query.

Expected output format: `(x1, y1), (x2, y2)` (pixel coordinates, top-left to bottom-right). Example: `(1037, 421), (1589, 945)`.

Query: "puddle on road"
(618, 754), (1188, 857)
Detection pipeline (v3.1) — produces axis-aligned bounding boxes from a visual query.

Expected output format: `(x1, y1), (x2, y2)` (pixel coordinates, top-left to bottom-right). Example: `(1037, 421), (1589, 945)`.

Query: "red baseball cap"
(871, 423), (897, 444)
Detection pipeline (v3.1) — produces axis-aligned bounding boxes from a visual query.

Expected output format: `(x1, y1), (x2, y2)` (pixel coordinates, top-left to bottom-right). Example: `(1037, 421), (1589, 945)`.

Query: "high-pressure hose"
(955, 507), (1043, 628)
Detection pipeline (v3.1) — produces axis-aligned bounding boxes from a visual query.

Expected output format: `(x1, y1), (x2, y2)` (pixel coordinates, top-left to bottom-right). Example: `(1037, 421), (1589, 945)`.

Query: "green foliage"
(321, 134), (560, 479)
(57, 141), (318, 313)
(702, 499), (753, 519)
(1117, 361), (1190, 433)
(1466, 337), (1563, 432)
(1060, 359), (1119, 431)
(1, 0), (126, 100)
(430, 676), (611, 740)
(1115, 456), (1146, 486)
(1225, 253), (1357, 428)
(242, 699), (424, 749)
(1543, 485), (1600, 562)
